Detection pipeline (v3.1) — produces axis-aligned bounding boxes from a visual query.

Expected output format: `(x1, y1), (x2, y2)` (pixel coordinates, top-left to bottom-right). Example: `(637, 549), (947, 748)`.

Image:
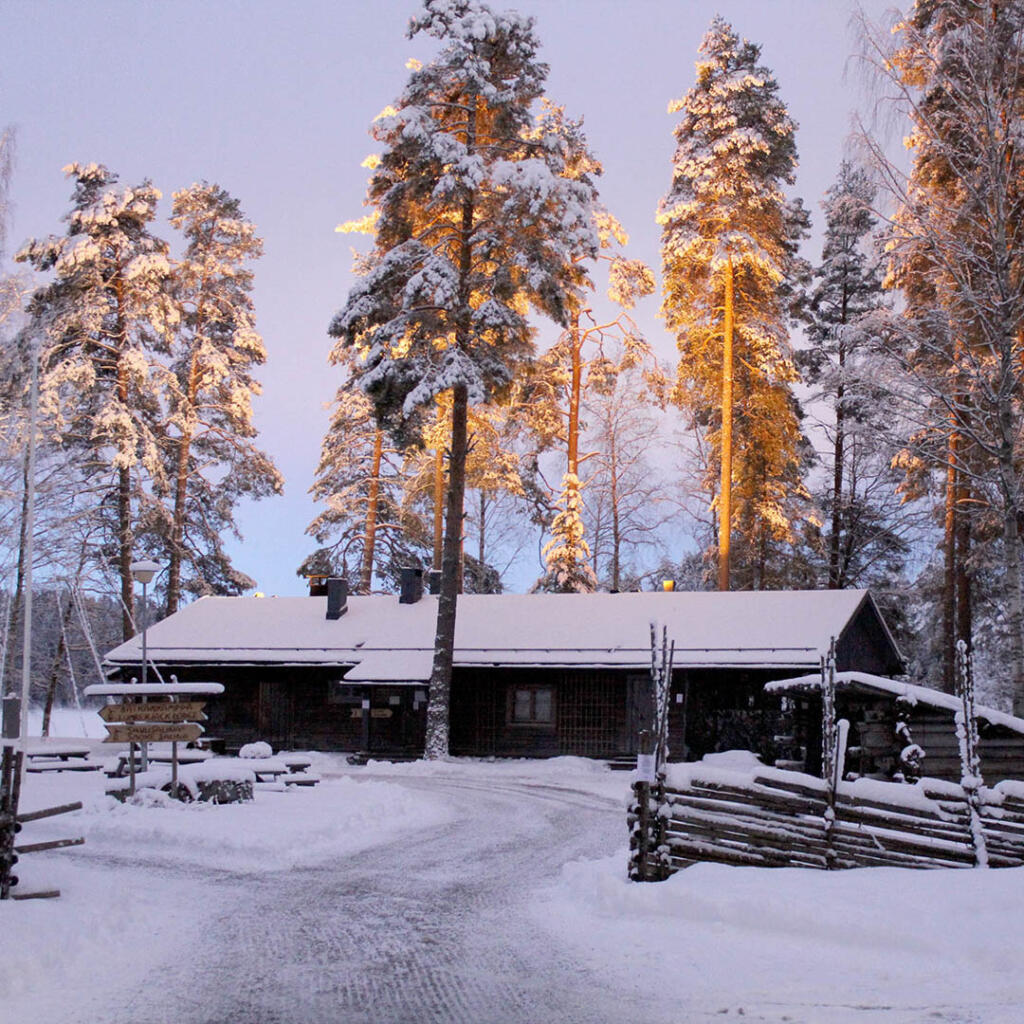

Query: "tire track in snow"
(105, 775), (626, 1024)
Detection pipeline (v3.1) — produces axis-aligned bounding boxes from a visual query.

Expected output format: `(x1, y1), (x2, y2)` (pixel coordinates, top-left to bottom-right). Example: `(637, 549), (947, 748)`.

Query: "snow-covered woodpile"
(629, 754), (1024, 878)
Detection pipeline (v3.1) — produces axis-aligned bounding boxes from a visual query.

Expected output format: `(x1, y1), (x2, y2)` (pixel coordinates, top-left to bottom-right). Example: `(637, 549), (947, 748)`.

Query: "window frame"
(507, 685), (555, 727)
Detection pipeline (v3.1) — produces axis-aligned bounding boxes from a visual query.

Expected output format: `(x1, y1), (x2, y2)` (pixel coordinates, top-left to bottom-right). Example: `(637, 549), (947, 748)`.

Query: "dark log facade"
(104, 589), (905, 762)
(149, 663), (810, 763)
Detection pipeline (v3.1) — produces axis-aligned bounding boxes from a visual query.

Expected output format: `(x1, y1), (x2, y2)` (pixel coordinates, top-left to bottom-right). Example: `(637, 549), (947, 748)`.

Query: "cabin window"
(509, 686), (554, 725)
(327, 682), (363, 705)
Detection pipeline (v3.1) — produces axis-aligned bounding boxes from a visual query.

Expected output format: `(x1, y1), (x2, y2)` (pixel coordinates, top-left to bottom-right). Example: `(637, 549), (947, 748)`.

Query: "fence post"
(629, 728), (669, 881)
(1, 746), (23, 899)
(821, 641), (838, 869)
(955, 640), (989, 868)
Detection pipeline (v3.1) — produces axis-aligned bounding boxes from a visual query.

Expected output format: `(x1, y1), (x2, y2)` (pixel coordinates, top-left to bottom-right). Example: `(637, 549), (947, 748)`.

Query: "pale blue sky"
(2, 0), (896, 597)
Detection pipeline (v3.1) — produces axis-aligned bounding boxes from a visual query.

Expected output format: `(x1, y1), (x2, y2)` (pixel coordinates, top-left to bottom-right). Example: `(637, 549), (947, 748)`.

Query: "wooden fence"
(629, 764), (1024, 880)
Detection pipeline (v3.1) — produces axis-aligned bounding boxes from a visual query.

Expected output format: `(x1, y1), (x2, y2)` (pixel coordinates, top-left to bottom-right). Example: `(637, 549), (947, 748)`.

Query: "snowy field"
(4, 729), (1024, 1023)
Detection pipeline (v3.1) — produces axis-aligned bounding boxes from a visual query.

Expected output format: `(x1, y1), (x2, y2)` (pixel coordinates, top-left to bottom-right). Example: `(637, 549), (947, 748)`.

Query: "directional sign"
(103, 723), (203, 744)
(99, 702), (206, 724)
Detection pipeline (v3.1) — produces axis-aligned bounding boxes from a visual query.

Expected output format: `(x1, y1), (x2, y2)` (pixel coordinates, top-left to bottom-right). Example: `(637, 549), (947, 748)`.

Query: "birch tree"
(531, 210), (656, 593)
(329, 0), (595, 757)
(160, 183), (281, 614)
(582, 362), (671, 592)
(658, 17), (810, 591)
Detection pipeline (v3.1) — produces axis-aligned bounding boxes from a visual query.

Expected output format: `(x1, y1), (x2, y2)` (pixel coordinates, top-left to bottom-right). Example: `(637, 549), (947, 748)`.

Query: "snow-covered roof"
(83, 682), (226, 697)
(104, 589), (890, 683)
(765, 671), (1024, 736)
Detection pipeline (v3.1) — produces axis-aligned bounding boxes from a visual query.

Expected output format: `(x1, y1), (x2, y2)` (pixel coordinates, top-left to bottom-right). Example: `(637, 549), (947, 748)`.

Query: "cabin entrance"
(366, 687), (426, 754)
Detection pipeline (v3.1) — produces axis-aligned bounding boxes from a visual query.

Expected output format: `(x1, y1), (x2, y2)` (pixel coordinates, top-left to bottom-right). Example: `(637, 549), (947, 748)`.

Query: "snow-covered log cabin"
(103, 577), (902, 762)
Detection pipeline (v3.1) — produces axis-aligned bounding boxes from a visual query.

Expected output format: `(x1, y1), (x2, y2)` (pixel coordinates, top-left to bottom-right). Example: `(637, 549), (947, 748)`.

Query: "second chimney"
(326, 577), (348, 619)
(399, 567), (424, 604)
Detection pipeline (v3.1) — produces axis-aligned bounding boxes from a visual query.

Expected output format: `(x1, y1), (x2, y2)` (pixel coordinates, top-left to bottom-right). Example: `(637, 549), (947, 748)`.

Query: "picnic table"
(25, 741), (103, 773)
(106, 747), (213, 779)
(243, 755), (318, 786)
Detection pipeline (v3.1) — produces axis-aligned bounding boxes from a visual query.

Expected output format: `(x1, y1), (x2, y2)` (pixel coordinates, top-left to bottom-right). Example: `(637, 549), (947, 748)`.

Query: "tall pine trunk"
(955, 471), (972, 664)
(114, 279), (135, 641)
(942, 451), (957, 692)
(424, 382), (468, 758)
(828, 280), (849, 589)
(166, 428), (191, 617)
(118, 464), (134, 641)
(567, 311), (582, 479)
(1, 458), (30, 696)
(166, 349), (201, 616)
(432, 445), (444, 571)
(358, 429), (384, 594)
(424, 100), (477, 759)
(718, 255), (735, 591)
(609, 426), (621, 592)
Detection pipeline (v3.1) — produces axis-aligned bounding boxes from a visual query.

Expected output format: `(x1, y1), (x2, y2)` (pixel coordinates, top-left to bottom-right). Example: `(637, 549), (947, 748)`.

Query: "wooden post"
(634, 727), (654, 881)
(1, 747), (24, 899)
(955, 639), (988, 867)
(821, 640), (838, 869)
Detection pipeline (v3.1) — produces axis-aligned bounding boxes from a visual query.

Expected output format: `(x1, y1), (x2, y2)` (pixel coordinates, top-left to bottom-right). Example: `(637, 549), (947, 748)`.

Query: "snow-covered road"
(7, 751), (1024, 1024)
(107, 773), (626, 1024)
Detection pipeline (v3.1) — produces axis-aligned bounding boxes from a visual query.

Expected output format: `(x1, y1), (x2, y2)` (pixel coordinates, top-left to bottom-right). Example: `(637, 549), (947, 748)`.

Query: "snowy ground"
(4, 731), (1024, 1023)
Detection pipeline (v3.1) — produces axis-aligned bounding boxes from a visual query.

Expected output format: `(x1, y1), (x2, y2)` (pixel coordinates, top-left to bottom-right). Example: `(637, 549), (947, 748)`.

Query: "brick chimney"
(399, 567), (424, 604)
(326, 578), (348, 619)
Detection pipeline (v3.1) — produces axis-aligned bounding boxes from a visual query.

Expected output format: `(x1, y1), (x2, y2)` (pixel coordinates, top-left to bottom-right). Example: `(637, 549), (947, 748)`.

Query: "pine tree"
(17, 164), (175, 640)
(658, 17), (810, 591)
(329, 0), (595, 757)
(160, 183), (282, 614)
(802, 161), (910, 591)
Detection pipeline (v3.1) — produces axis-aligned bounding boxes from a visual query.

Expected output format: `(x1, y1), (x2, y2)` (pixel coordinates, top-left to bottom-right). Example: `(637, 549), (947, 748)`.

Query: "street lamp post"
(129, 560), (162, 785)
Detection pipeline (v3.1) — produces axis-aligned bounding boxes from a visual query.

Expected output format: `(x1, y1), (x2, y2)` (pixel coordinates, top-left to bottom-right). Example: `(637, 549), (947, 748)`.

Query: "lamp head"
(130, 559), (162, 585)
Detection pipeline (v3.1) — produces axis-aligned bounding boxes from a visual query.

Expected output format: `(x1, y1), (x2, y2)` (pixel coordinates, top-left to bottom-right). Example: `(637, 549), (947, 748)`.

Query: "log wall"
(630, 768), (1024, 878)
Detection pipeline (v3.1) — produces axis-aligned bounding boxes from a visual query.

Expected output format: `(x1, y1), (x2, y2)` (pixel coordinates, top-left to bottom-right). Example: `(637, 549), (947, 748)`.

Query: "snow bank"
(535, 854), (1024, 1022)
(0, 857), (225, 1022)
(17, 762), (453, 875)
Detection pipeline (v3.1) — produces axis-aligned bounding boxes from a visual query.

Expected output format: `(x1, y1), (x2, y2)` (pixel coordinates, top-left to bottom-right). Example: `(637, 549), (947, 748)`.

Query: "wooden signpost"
(103, 723), (203, 744)
(99, 703), (207, 724)
(101, 700), (208, 796)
